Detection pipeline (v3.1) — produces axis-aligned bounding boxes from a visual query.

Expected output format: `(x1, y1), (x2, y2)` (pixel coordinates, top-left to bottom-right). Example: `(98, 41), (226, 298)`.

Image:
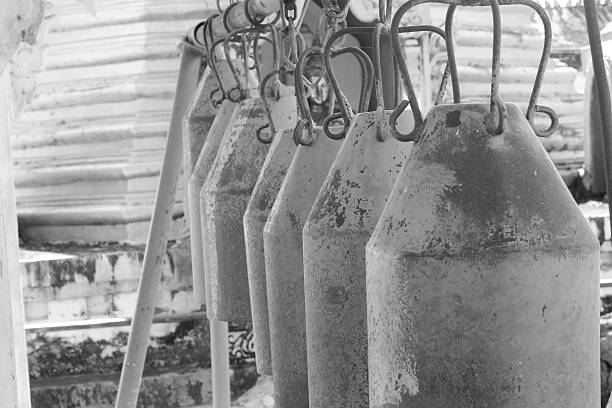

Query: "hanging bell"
(366, 2), (599, 407)
(186, 16), (254, 309)
(244, 70), (298, 374)
(189, 97), (238, 309)
(201, 28), (297, 321)
(186, 54), (239, 308)
(263, 44), (353, 407)
(264, 126), (341, 407)
(302, 21), (452, 408)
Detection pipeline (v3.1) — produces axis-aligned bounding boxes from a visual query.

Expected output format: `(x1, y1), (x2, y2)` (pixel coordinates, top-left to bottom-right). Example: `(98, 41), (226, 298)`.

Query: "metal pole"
(585, 0), (612, 231)
(114, 43), (202, 408)
(210, 320), (231, 407)
(115, 1), (295, 405)
(210, 0), (281, 38)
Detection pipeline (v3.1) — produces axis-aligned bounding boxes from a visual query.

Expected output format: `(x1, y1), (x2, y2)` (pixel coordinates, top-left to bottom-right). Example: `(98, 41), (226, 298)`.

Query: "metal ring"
(322, 112), (346, 140)
(529, 104), (559, 137)
(256, 124), (274, 143)
(223, 2), (242, 33)
(293, 118), (316, 146)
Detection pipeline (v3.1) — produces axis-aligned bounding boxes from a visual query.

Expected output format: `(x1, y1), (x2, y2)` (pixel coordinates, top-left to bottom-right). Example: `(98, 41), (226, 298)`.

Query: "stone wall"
(21, 240), (194, 340)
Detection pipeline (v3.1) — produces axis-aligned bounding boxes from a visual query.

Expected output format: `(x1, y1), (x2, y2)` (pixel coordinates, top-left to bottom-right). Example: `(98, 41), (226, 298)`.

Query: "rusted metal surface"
(243, 88), (297, 375)
(366, 103), (599, 408)
(585, 0), (612, 229)
(244, 129), (297, 375)
(184, 67), (220, 309)
(187, 58), (250, 309)
(264, 129), (342, 407)
(183, 69), (220, 188)
(190, 99), (237, 310)
(302, 111), (412, 408)
(202, 97), (270, 322)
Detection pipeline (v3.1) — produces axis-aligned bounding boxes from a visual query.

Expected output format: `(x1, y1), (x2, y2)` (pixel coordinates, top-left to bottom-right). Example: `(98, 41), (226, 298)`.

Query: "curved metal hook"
(513, 0), (558, 137)
(445, 0), (506, 135)
(293, 47), (321, 146)
(204, 18), (230, 106)
(444, 0), (557, 136)
(257, 68), (289, 144)
(322, 27), (375, 140)
(223, 28), (256, 102)
(293, 118), (316, 146)
(377, 23), (455, 141)
(390, 5), (427, 142)
(199, 16), (227, 107)
(210, 87), (225, 107)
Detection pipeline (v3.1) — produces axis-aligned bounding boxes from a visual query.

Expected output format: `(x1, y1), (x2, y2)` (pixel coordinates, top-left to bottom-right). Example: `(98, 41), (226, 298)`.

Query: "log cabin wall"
(12, 0), (211, 244)
(10, 0), (604, 244)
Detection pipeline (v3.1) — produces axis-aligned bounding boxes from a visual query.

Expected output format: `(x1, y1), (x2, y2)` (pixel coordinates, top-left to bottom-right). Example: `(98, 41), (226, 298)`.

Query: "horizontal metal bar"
(210, 0), (281, 39)
(24, 312), (207, 333)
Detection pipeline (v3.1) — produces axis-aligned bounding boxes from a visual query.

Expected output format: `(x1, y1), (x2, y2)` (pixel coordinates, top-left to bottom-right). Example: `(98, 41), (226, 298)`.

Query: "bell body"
(302, 111), (412, 407)
(366, 103), (600, 408)
(244, 127), (298, 375)
(200, 97), (269, 321)
(183, 66), (222, 179)
(264, 129), (342, 408)
(189, 99), (236, 308)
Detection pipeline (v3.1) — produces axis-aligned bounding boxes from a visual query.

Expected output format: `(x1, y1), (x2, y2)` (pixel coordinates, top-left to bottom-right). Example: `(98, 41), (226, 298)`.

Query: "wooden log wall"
(11, 0), (596, 244)
(11, 0), (210, 244)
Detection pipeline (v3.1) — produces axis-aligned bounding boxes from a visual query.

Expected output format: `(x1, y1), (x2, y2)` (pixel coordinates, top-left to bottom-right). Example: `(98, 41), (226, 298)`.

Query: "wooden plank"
(0, 68), (31, 408)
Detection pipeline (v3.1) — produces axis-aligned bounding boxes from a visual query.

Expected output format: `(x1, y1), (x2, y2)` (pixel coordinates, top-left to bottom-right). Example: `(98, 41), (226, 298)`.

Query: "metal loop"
(390, 4), (425, 142)
(257, 124), (275, 143)
(205, 20), (230, 104)
(529, 104), (559, 137)
(322, 27), (375, 140)
(404, 0), (506, 135)
(389, 100), (420, 142)
(182, 21), (208, 56)
(486, 93), (508, 135)
(258, 68), (287, 143)
(488, 0), (506, 134)
(201, 16), (227, 107)
(293, 118), (316, 146)
(223, 28), (258, 101)
(223, 2), (242, 32)
(294, 47), (321, 144)
(322, 112), (346, 139)
(513, 0), (559, 137)
(375, 105), (387, 142)
(210, 87), (225, 107)
(444, 0), (556, 135)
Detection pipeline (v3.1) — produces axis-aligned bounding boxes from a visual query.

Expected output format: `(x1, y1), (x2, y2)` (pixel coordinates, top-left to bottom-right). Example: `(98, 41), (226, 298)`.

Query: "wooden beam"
(0, 68), (31, 408)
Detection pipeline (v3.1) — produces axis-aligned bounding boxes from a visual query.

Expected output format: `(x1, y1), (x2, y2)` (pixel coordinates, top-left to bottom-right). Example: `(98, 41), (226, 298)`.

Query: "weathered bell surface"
(201, 97), (270, 321)
(244, 126), (298, 375)
(366, 103), (600, 408)
(264, 128), (342, 407)
(189, 98), (237, 309)
(302, 110), (412, 407)
(183, 68), (220, 183)
(185, 59), (249, 309)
